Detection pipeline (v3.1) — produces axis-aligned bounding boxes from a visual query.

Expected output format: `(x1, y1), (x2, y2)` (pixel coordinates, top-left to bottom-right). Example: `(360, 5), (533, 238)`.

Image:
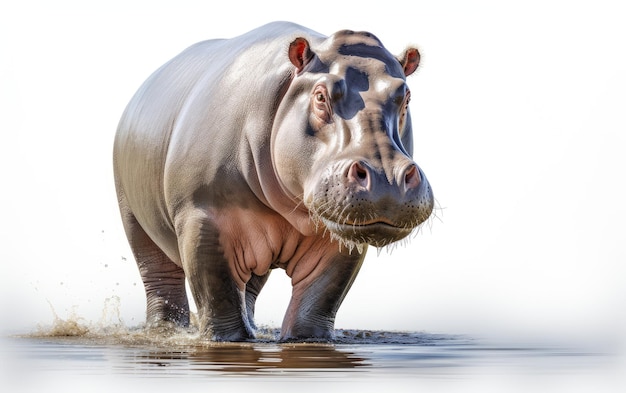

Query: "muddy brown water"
(1, 322), (623, 393)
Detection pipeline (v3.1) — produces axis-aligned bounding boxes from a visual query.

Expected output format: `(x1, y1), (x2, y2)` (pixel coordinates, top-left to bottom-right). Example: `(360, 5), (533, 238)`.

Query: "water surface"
(1, 326), (622, 393)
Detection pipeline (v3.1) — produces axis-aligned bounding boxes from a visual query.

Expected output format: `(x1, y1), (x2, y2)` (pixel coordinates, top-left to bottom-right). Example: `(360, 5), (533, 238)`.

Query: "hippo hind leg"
(119, 203), (190, 328)
(245, 271), (271, 331)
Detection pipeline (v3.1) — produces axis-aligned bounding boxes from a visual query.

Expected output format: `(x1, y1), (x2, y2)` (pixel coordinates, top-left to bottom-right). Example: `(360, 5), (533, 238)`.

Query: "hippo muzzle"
(308, 153), (433, 249)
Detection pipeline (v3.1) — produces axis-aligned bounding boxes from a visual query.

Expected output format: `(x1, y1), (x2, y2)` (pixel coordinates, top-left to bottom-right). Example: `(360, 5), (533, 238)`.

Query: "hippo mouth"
(320, 217), (413, 249)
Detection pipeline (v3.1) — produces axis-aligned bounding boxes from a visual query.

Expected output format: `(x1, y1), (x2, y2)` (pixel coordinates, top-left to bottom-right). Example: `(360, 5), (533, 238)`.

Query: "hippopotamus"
(113, 21), (434, 341)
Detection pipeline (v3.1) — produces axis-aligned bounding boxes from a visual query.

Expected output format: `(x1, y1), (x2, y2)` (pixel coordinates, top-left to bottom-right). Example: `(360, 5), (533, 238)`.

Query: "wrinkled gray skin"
(113, 22), (434, 341)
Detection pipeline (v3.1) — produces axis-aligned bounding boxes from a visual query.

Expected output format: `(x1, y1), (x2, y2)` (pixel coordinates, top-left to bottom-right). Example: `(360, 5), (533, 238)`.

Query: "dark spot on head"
(338, 43), (404, 78)
(333, 67), (368, 120)
(345, 67), (369, 92)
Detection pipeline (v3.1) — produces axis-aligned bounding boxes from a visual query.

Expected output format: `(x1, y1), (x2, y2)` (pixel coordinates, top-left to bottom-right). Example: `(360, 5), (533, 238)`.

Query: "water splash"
(36, 300), (90, 337)
(27, 297), (459, 348)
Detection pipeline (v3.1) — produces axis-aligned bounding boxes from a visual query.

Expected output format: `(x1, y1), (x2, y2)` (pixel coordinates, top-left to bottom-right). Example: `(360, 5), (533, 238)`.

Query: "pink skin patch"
(213, 207), (341, 290)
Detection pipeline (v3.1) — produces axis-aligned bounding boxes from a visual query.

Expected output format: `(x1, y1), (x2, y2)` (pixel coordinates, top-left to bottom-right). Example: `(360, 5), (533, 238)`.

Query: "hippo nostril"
(348, 161), (370, 189)
(356, 166), (367, 180)
(404, 165), (421, 190)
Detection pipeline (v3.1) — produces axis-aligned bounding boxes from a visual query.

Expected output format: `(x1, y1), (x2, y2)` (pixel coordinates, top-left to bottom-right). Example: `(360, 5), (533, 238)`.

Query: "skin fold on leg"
(119, 202), (190, 327)
(280, 250), (366, 341)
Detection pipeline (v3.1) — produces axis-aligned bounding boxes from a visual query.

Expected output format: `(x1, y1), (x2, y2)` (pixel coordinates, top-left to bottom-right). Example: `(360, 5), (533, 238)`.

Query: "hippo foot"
(278, 319), (336, 342)
(278, 335), (335, 344)
(142, 320), (196, 337)
(200, 312), (257, 342)
(205, 326), (256, 342)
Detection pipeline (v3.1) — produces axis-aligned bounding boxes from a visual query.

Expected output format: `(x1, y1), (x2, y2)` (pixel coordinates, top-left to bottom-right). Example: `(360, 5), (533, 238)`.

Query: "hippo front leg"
(280, 250), (366, 341)
(177, 215), (254, 341)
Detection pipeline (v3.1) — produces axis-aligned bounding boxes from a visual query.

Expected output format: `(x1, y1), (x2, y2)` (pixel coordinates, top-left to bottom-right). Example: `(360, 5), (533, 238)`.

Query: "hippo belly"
(113, 21), (434, 341)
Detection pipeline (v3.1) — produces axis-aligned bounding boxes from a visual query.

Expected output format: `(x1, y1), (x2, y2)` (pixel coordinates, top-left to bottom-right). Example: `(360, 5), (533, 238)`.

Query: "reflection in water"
(131, 343), (368, 375)
(114, 328), (469, 375)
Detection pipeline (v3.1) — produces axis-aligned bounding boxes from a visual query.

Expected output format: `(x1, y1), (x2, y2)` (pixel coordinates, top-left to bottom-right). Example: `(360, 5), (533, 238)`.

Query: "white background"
(1, 0), (624, 346)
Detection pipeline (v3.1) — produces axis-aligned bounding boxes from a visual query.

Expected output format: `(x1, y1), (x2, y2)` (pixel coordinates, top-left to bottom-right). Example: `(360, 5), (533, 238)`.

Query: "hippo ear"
(397, 47), (420, 77)
(289, 37), (314, 73)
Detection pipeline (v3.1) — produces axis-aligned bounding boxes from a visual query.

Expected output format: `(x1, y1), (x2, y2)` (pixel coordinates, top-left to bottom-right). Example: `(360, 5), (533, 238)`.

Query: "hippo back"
(113, 22), (325, 262)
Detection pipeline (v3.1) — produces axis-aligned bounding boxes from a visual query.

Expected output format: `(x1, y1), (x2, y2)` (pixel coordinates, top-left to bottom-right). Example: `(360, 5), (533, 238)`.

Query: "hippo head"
(272, 30), (434, 250)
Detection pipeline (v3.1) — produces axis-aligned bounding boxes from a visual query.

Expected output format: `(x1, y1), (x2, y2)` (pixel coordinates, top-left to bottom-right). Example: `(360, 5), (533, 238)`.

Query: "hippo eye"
(398, 91), (411, 134)
(312, 85), (332, 123)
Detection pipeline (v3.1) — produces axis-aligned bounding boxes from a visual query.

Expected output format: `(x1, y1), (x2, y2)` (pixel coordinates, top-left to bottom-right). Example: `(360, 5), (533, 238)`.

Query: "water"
(2, 322), (623, 393)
